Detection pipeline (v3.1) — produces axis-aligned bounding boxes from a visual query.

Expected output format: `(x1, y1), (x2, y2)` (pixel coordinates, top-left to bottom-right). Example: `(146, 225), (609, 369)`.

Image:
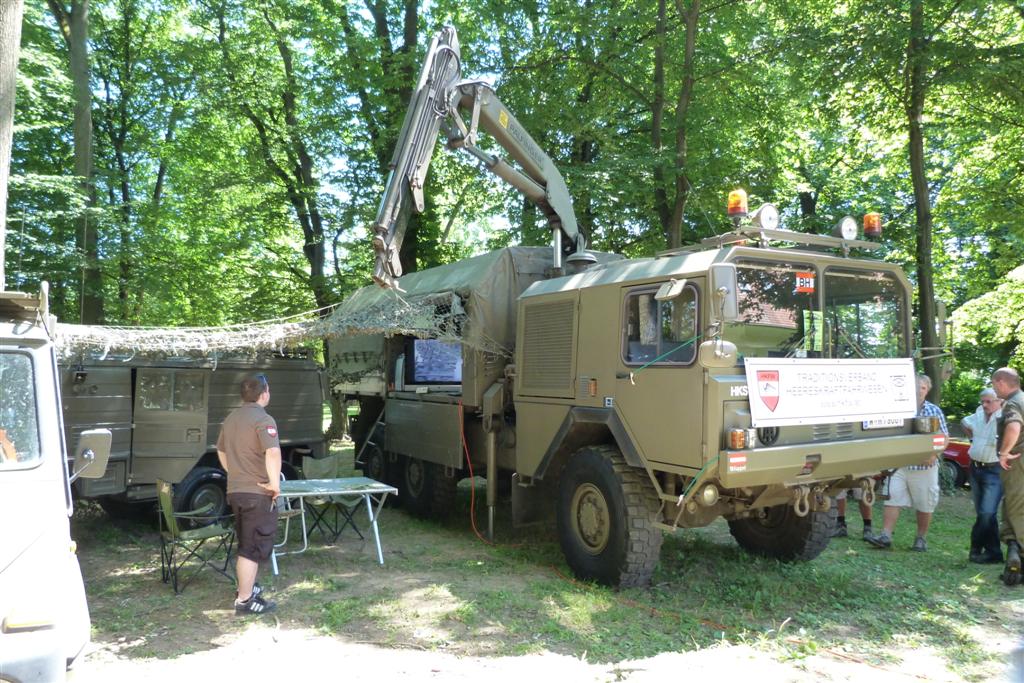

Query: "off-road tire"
(173, 466), (228, 521)
(556, 445), (663, 588)
(400, 456), (459, 518)
(728, 503), (835, 561)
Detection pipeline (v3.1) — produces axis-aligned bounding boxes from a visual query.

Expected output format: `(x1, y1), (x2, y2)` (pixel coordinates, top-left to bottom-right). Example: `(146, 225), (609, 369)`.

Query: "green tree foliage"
(3, 0), (1023, 410)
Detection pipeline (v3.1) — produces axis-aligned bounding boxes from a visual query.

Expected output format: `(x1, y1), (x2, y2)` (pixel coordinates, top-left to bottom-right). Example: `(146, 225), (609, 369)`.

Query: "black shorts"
(227, 492), (278, 562)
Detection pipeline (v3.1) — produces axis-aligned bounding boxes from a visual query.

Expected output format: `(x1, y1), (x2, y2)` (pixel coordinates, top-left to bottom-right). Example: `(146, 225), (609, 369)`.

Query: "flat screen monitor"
(410, 339), (462, 384)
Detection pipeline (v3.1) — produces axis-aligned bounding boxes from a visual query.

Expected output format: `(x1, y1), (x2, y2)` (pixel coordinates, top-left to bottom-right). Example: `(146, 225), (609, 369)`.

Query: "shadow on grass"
(73, 471), (1016, 680)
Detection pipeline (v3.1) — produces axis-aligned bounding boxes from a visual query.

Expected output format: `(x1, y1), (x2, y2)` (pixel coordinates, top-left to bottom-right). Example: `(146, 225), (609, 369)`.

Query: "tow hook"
(792, 485), (811, 517)
(860, 478), (875, 506)
(812, 486), (831, 512)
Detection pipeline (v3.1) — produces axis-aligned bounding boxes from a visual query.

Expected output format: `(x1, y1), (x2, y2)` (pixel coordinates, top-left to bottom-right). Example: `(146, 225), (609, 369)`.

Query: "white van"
(0, 286), (110, 682)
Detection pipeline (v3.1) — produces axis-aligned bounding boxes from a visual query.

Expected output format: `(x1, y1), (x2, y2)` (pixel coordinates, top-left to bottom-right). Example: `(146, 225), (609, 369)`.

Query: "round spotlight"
(752, 203), (780, 230)
(699, 483), (720, 507)
(833, 216), (857, 240)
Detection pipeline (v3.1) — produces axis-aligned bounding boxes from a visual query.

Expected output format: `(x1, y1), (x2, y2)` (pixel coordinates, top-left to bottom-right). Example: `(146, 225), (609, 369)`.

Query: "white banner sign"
(743, 358), (918, 427)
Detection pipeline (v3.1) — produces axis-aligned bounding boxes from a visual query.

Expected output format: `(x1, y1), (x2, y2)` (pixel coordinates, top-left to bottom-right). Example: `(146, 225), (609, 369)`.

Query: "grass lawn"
(74, 445), (1022, 681)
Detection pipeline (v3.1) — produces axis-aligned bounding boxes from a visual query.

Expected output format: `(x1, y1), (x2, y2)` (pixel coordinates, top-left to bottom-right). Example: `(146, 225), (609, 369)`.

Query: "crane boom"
(371, 27), (594, 288)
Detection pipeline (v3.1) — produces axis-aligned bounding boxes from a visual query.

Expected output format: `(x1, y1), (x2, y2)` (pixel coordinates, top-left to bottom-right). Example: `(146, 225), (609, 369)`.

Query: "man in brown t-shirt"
(217, 374), (281, 614)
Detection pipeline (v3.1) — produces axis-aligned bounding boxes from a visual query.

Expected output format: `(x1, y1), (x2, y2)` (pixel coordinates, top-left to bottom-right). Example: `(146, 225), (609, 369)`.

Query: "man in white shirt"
(962, 388), (1004, 563)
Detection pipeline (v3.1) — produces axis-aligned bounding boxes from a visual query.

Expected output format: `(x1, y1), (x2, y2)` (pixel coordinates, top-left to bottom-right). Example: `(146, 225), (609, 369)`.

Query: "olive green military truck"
(1, 285), (112, 681)
(62, 353), (326, 518)
(332, 27), (943, 587)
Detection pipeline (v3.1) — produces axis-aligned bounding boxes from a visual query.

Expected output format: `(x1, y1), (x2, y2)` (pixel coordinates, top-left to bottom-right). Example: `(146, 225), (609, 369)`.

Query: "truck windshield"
(725, 261), (906, 361)
(726, 260), (819, 359)
(823, 268), (906, 359)
(0, 352), (41, 466)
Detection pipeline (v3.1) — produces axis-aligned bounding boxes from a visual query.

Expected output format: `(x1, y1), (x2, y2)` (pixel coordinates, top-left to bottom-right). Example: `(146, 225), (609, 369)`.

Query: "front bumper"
(717, 432), (939, 489)
(0, 630), (66, 682)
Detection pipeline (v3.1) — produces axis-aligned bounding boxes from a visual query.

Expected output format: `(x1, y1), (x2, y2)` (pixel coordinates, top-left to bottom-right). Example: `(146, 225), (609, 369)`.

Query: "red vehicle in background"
(942, 438), (971, 489)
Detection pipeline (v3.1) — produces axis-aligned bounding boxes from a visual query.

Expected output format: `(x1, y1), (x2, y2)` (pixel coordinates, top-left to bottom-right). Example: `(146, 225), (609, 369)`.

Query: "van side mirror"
(710, 263), (739, 322)
(69, 428), (112, 483)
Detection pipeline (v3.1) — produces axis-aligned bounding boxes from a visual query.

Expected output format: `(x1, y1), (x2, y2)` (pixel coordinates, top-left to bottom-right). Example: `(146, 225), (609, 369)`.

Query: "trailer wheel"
(728, 503), (835, 561)
(556, 445), (663, 587)
(174, 466), (228, 522)
(400, 456), (459, 518)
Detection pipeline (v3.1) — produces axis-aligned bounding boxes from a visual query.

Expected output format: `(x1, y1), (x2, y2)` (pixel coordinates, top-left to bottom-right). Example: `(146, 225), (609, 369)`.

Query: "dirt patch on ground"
(72, 469), (1023, 681)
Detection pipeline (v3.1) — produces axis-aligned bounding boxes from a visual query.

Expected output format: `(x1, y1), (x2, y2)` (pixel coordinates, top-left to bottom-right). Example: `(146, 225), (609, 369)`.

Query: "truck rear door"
(131, 368), (209, 485)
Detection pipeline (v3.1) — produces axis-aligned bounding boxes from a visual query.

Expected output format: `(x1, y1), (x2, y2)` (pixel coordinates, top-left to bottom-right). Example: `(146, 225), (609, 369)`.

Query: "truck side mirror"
(698, 339), (738, 368)
(69, 428), (112, 483)
(710, 263), (739, 322)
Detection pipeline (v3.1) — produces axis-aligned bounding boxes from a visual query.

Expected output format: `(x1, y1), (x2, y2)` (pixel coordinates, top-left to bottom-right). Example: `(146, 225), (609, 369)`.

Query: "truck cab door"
(614, 280), (704, 470)
(131, 369), (209, 485)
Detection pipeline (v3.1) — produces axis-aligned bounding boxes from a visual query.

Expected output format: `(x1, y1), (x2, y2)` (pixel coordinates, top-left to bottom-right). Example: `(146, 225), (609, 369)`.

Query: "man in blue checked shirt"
(866, 374), (949, 552)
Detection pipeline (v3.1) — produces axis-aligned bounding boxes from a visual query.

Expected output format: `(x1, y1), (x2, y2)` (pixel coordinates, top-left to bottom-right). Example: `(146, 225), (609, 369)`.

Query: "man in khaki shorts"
(217, 374), (281, 615)
(866, 374), (948, 551)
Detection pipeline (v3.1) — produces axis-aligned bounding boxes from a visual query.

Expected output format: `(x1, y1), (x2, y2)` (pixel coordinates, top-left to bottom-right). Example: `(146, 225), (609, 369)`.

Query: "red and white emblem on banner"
(756, 370), (780, 412)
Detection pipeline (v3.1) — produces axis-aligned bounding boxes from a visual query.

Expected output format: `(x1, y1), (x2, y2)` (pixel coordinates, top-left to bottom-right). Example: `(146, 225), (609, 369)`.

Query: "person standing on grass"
(961, 388), (1004, 564)
(866, 374), (948, 552)
(832, 487), (873, 541)
(217, 374), (281, 615)
(991, 367), (1024, 586)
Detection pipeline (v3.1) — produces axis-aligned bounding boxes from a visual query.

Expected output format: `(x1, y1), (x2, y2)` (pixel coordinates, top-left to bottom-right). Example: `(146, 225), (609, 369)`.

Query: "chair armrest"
(174, 503), (232, 526)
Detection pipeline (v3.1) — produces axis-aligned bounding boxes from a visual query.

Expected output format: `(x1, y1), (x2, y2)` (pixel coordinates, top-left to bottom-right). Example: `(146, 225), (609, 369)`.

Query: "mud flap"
(511, 473), (555, 526)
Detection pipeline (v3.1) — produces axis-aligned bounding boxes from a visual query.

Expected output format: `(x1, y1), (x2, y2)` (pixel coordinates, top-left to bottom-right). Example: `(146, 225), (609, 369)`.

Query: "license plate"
(863, 418), (904, 430)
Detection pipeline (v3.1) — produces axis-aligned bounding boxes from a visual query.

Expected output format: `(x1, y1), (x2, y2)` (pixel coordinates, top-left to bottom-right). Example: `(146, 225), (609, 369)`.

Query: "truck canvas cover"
(331, 246), (621, 355)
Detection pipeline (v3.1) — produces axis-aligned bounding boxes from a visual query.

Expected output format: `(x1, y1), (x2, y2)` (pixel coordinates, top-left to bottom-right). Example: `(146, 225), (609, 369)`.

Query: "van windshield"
(725, 261), (906, 362)
(0, 352), (41, 466)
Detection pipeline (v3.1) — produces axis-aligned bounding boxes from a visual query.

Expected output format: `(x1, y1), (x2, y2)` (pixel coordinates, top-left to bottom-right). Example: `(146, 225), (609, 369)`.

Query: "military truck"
(62, 353), (327, 517)
(332, 27), (944, 587)
(0, 285), (112, 680)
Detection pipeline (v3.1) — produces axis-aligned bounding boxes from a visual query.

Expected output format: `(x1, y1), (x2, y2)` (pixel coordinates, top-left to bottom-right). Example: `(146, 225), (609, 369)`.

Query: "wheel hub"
(406, 458), (425, 496)
(571, 483), (610, 555)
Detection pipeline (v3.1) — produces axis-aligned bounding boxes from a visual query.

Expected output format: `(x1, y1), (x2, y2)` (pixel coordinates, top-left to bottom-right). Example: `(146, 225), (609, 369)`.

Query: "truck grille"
(812, 422), (855, 442)
(520, 300), (576, 398)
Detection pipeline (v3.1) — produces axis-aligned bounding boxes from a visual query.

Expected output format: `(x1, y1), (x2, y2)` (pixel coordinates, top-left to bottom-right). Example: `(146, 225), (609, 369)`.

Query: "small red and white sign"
(729, 453), (748, 472)
(756, 370), (780, 412)
(932, 435), (946, 450)
(795, 272), (815, 293)
(266, 426), (278, 438)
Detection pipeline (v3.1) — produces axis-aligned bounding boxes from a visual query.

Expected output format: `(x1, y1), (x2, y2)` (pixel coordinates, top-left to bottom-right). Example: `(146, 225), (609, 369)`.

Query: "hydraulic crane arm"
(371, 26), (594, 288)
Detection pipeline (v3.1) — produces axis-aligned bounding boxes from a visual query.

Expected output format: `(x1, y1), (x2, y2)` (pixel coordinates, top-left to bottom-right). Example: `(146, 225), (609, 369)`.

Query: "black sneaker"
(866, 533), (892, 549)
(235, 594), (277, 616)
(831, 523), (848, 538)
(251, 583), (265, 598)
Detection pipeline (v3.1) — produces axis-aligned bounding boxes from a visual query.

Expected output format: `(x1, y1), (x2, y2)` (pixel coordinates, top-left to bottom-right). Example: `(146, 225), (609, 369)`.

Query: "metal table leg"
(367, 492), (389, 565)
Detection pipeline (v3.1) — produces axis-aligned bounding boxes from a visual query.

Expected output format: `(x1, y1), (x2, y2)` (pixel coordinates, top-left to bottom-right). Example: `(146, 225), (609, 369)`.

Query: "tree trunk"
(0, 0), (24, 291)
(905, 0), (941, 401)
(48, 0), (102, 322)
(652, 0), (700, 249)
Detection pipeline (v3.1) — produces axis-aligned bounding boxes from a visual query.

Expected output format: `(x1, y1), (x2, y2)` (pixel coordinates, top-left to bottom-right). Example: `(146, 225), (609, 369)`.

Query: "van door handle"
(186, 428), (201, 442)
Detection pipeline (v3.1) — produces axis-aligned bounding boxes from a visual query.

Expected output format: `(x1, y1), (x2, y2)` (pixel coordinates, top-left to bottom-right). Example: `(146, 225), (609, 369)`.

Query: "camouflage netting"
(54, 290), (461, 360)
(55, 247), (620, 363)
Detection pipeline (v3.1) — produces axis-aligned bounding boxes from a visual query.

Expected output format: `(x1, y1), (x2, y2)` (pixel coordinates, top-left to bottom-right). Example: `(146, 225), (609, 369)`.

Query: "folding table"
(277, 477), (398, 566)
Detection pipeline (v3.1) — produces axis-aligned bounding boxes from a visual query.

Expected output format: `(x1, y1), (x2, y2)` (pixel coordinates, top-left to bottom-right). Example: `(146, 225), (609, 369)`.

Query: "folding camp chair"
(271, 473), (307, 575)
(306, 494), (365, 542)
(301, 452), (364, 542)
(157, 479), (235, 594)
